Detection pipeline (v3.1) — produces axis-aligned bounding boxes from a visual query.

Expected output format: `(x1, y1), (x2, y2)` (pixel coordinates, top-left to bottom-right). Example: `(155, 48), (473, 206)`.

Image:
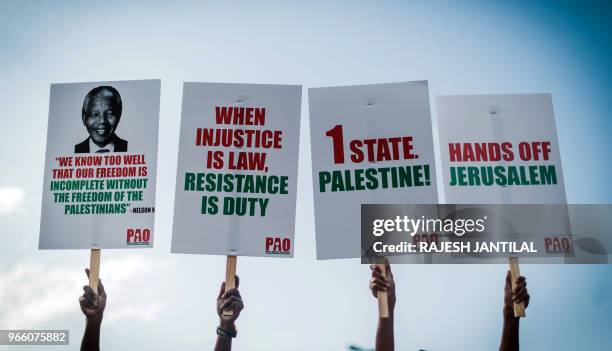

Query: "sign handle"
(89, 248), (101, 293)
(508, 257), (526, 317)
(376, 263), (389, 318)
(223, 255), (237, 317)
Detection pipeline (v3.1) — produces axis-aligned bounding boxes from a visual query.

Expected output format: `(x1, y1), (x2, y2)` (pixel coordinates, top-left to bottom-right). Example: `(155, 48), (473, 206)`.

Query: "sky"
(0, 0), (611, 350)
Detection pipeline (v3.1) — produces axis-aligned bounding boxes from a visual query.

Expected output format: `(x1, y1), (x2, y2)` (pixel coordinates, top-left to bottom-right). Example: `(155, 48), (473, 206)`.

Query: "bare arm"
(370, 263), (396, 351)
(214, 276), (243, 351)
(80, 269), (106, 351)
(499, 271), (530, 351)
(82, 317), (102, 351)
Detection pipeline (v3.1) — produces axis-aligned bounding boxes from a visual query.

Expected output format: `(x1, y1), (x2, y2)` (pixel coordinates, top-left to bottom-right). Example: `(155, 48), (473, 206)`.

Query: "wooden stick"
(223, 255), (237, 317)
(89, 248), (101, 294)
(508, 257), (526, 317)
(376, 263), (389, 318)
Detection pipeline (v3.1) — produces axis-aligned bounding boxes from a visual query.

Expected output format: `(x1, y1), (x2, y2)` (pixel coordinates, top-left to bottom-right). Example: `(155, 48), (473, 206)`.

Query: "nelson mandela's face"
(82, 96), (120, 146)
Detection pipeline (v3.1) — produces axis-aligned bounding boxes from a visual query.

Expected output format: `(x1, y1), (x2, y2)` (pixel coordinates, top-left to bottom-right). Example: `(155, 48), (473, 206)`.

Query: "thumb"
(505, 270), (512, 288)
(85, 268), (90, 279)
(385, 262), (392, 277)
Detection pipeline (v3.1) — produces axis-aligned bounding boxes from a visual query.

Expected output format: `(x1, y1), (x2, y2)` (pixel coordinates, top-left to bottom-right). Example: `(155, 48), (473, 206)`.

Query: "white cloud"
(0, 263), (80, 329)
(0, 256), (168, 329)
(98, 256), (166, 325)
(0, 186), (25, 214)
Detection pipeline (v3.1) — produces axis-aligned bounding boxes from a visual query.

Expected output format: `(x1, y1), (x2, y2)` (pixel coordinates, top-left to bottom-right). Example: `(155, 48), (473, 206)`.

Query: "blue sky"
(0, 1), (611, 350)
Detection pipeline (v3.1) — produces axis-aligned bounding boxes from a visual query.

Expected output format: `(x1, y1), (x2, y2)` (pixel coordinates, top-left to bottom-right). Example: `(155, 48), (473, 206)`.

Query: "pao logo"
(265, 236), (291, 255)
(127, 228), (151, 246)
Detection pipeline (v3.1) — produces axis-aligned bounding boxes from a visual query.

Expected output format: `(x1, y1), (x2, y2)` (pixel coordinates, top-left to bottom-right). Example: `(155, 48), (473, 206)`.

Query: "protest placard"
(39, 80), (161, 249)
(39, 79), (161, 288)
(309, 81), (439, 316)
(436, 94), (566, 204)
(436, 93), (568, 316)
(172, 83), (301, 298)
(310, 82), (438, 259)
(171, 83), (302, 258)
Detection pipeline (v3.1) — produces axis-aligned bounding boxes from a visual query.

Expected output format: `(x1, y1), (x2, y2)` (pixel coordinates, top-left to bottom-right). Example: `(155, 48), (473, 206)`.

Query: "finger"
(222, 296), (242, 310)
(82, 286), (98, 307)
(513, 291), (526, 302)
(513, 288), (528, 301)
(97, 279), (106, 297)
(223, 288), (241, 299)
(370, 277), (391, 287)
(513, 286), (527, 296)
(371, 272), (386, 283)
(235, 275), (240, 289)
(383, 259), (393, 277)
(224, 288), (240, 296)
(221, 298), (234, 310)
(513, 283), (526, 294)
(225, 295), (242, 304)
(514, 294), (527, 304)
(221, 300), (235, 311)
(232, 300), (244, 312)
(370, 265), (382, 273)
(83, 288), (95, 300)
(80, 294), (95, 309)
(84, 294), (96, 307)
(524, 293), (530, 308)
(83, 285), (96, 297)
(371, 270), (388, 282)
(370, 282), (388, 293)
(370, 278), (391, 287)
(515, 277), (526, 287)
(371, 278), (389, 287)
(218, 282), (225, 299)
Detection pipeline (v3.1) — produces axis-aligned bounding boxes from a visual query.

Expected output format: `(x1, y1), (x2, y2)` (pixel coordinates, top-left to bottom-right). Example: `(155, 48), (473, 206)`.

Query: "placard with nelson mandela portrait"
(39, 80), (161, 249)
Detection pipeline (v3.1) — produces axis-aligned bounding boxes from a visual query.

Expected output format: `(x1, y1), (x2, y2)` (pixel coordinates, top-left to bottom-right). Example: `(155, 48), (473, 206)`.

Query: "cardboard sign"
(436, 94), (566, 204)
(436, 94), (568, 264)
(309, 82), (439, 259)
(171, 83), (301, 257)
(39, 80), (161, 249)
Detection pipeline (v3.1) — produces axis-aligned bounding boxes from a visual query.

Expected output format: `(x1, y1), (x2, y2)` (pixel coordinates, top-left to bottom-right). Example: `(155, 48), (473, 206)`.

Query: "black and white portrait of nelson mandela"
(74, 86), (128, 153)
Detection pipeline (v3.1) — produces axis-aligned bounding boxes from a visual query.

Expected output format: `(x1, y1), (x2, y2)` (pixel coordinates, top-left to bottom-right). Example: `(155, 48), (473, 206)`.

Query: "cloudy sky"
(1, 1), (611, 350)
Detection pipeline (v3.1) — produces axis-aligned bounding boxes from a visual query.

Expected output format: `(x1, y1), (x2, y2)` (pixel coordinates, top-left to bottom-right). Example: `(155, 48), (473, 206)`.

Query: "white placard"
(171, 83), (302, 257)
(39, 80), (161, 249)
(436, 94), (566, 204)
(309, 81), (439, 259)
(436, 94), (568, 263)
